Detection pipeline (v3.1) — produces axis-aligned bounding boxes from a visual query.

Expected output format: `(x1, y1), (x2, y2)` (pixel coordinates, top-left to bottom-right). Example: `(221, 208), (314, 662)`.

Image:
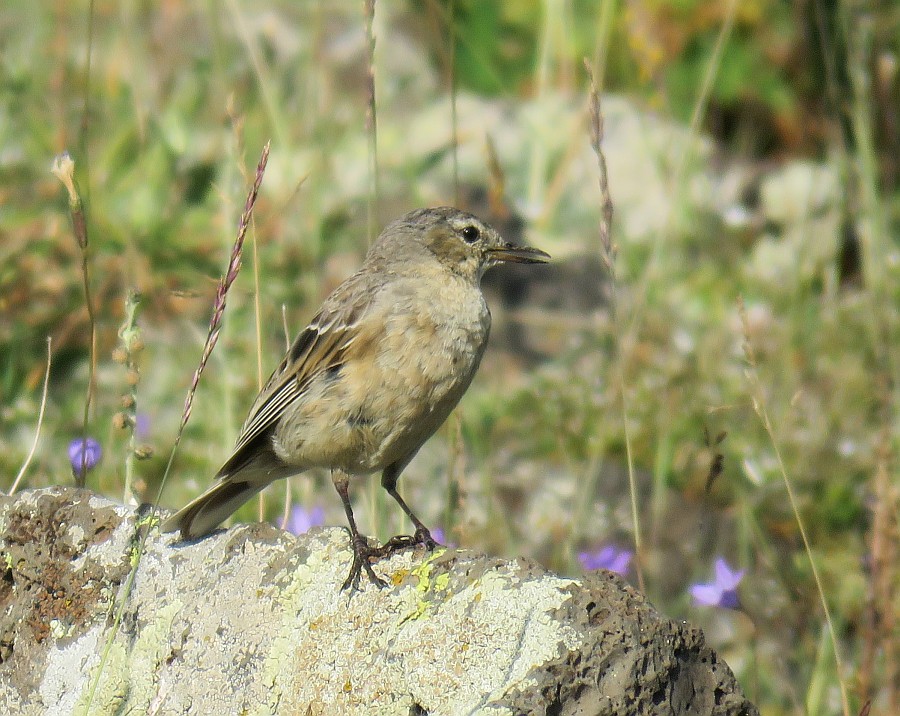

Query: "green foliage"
(2, 1), (897, 713)
(437, 1), (533, 94)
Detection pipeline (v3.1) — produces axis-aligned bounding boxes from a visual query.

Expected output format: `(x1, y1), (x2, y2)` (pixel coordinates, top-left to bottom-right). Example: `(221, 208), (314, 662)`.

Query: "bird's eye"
(461, 225), (480, 243)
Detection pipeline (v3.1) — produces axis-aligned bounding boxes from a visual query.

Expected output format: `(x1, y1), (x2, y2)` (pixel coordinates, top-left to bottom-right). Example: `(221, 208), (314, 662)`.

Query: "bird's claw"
(379, 526), (439, 557)
(341, 534), (387, 592)
(412, 525), (440, 551)
(341, 526), (442, 590)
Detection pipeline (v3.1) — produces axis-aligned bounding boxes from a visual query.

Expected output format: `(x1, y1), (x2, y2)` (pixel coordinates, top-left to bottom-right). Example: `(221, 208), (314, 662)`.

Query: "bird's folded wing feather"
(221, 273), (373, 471)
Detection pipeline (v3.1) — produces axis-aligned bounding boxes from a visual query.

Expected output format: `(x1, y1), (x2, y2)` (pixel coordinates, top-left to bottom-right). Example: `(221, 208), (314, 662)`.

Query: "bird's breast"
(362, 276), (490, 459)
(379, 275), (490, 387)
(272, 273), (490, 474)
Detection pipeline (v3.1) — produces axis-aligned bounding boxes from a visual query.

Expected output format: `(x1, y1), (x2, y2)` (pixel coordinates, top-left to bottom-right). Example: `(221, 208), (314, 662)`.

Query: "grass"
(1, 1), (897, 714)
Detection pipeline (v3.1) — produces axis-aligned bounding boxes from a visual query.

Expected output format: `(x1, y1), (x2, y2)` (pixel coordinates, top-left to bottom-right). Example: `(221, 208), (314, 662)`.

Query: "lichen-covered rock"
(0, 487), (758, 715)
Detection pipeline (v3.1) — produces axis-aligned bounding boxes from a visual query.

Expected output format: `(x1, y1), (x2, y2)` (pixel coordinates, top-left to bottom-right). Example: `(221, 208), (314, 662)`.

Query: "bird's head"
(371, 207), (549, 283)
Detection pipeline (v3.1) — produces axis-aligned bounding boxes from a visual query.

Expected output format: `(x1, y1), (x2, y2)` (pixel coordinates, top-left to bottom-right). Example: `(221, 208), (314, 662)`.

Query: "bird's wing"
(218, 272), (375, 475)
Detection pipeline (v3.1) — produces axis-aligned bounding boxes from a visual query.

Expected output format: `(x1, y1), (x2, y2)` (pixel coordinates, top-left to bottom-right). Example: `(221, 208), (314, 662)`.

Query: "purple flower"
(284, 505), (325, 535)
(690, 558), (745, 609)
(135, 413), (151, 440)
(430, 527), (456, 547)
(578, 546), (633, 575)
(68, 437), (102, 477)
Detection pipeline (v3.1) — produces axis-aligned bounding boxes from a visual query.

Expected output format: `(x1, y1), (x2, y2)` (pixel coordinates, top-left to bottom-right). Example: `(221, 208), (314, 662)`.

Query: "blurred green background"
(1, 1), (897, 714)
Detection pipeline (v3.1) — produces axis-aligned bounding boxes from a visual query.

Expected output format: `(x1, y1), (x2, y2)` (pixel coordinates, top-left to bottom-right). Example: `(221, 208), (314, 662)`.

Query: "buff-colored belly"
(272, 276), (490, 473)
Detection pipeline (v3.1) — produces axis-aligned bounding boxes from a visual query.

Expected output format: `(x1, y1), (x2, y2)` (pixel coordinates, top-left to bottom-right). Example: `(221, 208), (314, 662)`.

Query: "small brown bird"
(162, 207), (549, 590)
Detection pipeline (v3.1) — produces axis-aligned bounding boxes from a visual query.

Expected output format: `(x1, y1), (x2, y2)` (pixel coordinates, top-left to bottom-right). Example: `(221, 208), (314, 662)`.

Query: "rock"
(748, 160), (843, 286)
(758, 162), (840, 224)
(0, 487), (757, 716)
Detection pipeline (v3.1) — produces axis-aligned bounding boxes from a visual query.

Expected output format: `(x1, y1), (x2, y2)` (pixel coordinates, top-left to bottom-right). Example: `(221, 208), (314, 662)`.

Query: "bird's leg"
(331, 469), (386, 591)
(378, 464), (439, 556)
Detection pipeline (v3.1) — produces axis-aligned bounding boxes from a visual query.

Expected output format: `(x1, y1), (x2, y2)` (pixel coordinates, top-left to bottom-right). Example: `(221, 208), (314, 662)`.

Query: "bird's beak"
(488, 242), (550, 264)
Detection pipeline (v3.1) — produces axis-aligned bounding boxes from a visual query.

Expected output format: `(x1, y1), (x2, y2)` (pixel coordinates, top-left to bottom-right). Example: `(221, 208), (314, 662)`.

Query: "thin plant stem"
(842, 8), (887, 295)
(253, 215), (266, 525)
(78, 0), (95, 208)
(77, 251), (97, 488)
(124, 424), (136, 505)
(526, 0), (555, 210)
(175, 143), (269, 472)
(234, 147), (267, 523)
(9, 337), (52, 496)
(83, 143), (270, 714)
(861, 374), (897, 710)
(425, 0), (459, 205)
(251, 217), (263, 391)
(584, 61), (644, 592)
(842, 8), (896, 706)
(280, 479), (292, 531)
(51, 152), (96, 487)
(225, 0), (287, 146)
(739, 297), (850, 716)
(116, 290), (143, 506)
(280, 304), (293, 532)
(444, 412), (464, 542)
(624, 0), (738, 346)
(77, 4), (97, 469)
(229, 121), (264, 395)
(448, 0), (459, 205)
(591, 0), (617, 89)
(840, 5), (895, 710)
(363, 0), (386, 537)
(227, 104), (268, 523)
(364, 0), (379, 245)
(422, 0), (507, 94)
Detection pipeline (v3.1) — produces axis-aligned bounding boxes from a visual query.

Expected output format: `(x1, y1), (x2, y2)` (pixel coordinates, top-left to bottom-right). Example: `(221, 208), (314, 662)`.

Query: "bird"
(162, 206), (549, 590)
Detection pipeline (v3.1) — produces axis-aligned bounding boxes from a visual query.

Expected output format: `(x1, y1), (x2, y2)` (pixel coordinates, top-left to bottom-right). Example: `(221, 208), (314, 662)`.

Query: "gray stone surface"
(0, 487), (758, 715)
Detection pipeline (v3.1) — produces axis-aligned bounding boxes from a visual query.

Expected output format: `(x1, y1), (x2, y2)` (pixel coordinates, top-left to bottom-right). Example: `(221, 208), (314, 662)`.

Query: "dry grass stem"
(116, 290), (143, 505)
(363, 0), (387, 535)
(585, 64), (615, 272)
(447, 0), (459, 204)
(225, 0), (286, 145)
(280, 479), (292, 531)
(85, 142), (271, 714)
(180, 142), (271, 435)
(622, 0), (738, 351)
(484, 136), (507, 217)
(860, 378), (898, 711)
(281, 304), (291, 351)
(52, 152), (97, 487)
(738, 296), (850, 716)
(9, 337), (52, 496)
(584, 60), (644, 592)
(364, 0), (380, 245)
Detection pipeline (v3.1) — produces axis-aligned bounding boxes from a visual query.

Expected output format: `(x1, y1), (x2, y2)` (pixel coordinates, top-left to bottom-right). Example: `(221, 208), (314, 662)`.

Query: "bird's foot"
(412, 525), (440, 550)
(379, 526), (439, 557)
(341, 533), (388, 592)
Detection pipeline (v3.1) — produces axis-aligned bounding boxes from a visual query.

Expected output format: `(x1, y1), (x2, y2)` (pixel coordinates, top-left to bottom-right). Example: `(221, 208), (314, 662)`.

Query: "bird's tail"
(161, 479), (266, 540)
